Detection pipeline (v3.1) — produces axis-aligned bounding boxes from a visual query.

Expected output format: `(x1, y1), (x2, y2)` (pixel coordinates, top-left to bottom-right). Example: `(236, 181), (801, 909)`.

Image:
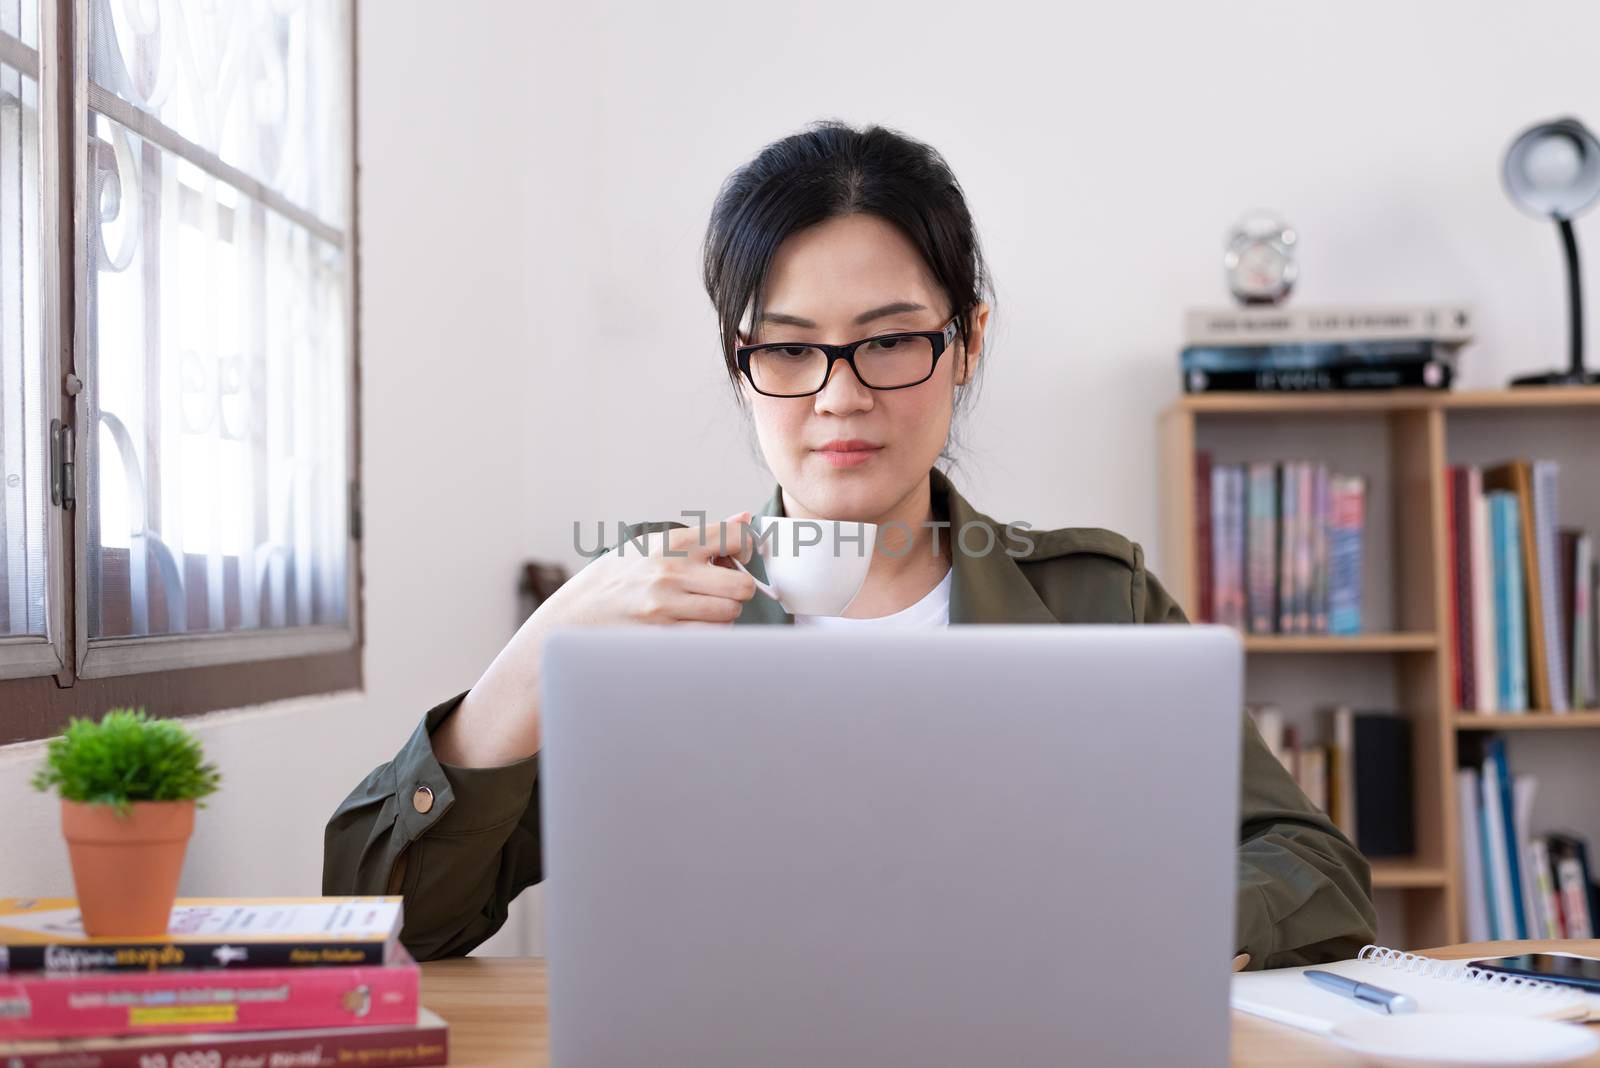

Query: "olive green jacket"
(322, 468), (1377, 968)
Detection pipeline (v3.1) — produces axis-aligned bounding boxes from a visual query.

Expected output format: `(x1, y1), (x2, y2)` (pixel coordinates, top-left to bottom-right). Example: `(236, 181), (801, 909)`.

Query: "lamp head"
(1503, 117), (1600, 220)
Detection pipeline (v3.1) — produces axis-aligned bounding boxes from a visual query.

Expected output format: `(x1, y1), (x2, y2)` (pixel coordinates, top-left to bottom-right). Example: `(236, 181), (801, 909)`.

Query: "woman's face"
(742, 213), (988, 523)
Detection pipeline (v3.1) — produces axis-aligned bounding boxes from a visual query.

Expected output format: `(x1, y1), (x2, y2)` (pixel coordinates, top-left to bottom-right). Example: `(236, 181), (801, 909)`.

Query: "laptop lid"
(541, 625), (1242, 1068)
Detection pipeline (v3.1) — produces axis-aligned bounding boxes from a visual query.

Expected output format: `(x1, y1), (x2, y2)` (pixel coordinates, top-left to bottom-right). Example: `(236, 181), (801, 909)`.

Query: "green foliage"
(31, 708), (222, 815)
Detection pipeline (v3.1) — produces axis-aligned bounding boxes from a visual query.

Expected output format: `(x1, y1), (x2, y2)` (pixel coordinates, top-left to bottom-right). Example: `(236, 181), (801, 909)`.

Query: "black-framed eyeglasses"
(734, 316), (962, 398)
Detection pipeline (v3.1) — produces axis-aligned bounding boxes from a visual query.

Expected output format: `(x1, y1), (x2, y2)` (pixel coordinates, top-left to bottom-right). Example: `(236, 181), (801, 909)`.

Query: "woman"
(323, 120), (1376, 970)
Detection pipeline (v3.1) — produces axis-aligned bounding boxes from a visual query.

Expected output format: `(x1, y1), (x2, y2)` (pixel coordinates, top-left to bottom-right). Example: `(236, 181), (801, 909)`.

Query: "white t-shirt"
(792, 565), (952, 627)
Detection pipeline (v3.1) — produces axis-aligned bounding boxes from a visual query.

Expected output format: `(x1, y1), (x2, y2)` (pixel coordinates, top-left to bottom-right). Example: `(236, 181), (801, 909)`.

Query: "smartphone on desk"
(1469, 953), (1600, 994)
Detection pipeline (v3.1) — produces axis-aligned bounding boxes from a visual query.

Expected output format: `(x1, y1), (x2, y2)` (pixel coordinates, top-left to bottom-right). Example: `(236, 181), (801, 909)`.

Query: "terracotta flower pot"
(60, 798), (195, 936)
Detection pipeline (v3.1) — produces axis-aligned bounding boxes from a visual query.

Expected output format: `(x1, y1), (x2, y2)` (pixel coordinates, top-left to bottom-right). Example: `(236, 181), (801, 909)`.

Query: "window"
(1, 0), (62, 680)
(0, 0), (361, 744)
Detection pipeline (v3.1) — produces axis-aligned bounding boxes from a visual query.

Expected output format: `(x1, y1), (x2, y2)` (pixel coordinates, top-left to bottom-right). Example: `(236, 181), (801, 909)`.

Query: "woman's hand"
(432, 512), (759, 767)
(539, 511), (760, 628)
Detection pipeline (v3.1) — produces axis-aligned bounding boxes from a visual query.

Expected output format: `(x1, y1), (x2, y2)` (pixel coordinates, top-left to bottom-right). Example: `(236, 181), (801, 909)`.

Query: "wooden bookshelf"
(1159, 386), (1600, 950)
(1176, 387), (1600, 414)
(1369, 860), (1450, 889)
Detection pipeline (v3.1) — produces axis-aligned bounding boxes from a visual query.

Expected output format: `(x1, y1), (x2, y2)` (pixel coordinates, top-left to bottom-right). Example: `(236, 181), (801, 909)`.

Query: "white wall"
(4, 0), (1599, 955)
(512, 0), (1600, 572)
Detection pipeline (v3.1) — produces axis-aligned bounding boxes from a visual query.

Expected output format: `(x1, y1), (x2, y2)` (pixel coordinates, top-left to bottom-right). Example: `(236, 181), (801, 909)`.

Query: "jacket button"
(412, 785), (434, 814)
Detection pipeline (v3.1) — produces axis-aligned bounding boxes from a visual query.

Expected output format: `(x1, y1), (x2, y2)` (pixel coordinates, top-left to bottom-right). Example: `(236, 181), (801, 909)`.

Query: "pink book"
(0, 953), (418, 1040)
(0, 1007), (447, 1068)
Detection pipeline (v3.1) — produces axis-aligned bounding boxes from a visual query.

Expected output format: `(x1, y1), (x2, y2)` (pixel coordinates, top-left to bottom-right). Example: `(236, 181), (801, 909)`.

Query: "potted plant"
(31, 708), (221, 936)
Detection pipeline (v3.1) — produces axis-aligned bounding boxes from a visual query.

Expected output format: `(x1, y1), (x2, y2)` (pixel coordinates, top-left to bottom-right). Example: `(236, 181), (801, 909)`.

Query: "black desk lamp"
(1502, 117), (1600, 386)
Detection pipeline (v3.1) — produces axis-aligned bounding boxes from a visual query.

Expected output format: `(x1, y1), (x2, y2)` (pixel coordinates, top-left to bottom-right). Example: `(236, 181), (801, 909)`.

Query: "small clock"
(1224, 212), (1298, 306)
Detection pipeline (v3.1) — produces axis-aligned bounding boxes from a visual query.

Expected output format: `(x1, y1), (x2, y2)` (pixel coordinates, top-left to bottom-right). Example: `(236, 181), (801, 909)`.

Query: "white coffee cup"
(730, 515), (877, 616)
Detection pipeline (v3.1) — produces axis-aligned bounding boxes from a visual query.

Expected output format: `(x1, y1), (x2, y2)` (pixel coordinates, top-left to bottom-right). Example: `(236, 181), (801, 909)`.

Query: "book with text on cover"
(1184, 303), (1475, 346)
(0, 897), (404, 973)
(0, 949), (419, 1039)
(0, 1006), (448, 1068)
(1180, 339), (1455, 393)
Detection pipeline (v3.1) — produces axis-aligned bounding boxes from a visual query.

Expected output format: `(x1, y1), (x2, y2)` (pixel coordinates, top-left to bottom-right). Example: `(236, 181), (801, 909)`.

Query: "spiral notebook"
(1231, 945), (1597, 1033)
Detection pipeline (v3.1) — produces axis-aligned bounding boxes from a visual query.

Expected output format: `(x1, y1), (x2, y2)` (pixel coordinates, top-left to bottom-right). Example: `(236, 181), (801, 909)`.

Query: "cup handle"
(729, 555), (778, 601)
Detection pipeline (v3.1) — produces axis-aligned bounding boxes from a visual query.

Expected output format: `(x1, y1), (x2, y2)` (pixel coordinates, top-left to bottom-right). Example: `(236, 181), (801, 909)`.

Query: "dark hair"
(702, 119), (995, 463)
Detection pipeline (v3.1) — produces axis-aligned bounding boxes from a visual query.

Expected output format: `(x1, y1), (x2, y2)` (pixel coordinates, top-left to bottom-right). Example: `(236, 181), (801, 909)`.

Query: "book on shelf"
(1455, 767), (1491, 942)
(1447, 468), (1475, 711)
(1351, 713), (1413, 858)
(1311, 465), (1329, 633)
(1274, 462), (1296, 633)
(1512, 768), (1539, 940)
(1184, 360), (1453, 394)
(1327, 473), (1365, 636)
(1181, 340), (1455, 394)
(1548, 833), (1599, 940)
(1298, 741), (1327, 815)
(1181, 341), (1449, 369)
(0, 897), (406, 974)
(1491, 491), (1529, 712)
(1470, 471), (1498, 712)
(1211, 464), (1248, 630)
(1526, 835), (1563, 941)
(1568, 532), (1598, 707)
(1490, 739), (1530, 939)
(1483, 461), (1568, 711)
(1249, 461), (1278, 633)
(1477, 739), (1519, 938)
(1328, 707), (1355, 835)
(1244, 704), (1409, 853)
(1198, 454), (1365, 635)
(1184, 303), (1475, 347)
(1247, 704), (1287, 766)
(1456, 738), (1598, 942)
(0, 1007), (450, 1068)
(1448, 459), (1599, 714)
(1532, 462), (1569, 711)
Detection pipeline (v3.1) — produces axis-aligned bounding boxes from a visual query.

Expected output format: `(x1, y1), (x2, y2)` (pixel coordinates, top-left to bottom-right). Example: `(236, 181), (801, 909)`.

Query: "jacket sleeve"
(1139, 563), (1379, 970)
(321, 521), (689, 961)
(321, 689), (543, 961)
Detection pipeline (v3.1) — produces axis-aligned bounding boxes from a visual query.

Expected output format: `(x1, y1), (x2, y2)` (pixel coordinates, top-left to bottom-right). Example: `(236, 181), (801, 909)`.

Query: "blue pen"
(1304, 970), (1419, 1015)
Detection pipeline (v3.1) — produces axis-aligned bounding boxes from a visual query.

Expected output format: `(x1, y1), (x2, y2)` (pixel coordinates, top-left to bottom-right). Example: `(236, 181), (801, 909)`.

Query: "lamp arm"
(1559, 216), (1584, 376)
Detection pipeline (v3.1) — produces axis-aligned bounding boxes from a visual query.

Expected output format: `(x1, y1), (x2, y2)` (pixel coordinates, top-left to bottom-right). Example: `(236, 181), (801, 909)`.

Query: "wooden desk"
(422, 940), (1600, 1067)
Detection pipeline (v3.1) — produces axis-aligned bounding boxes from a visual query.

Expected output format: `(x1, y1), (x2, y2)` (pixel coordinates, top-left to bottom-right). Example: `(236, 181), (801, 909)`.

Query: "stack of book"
(0, 897), (448, 1068)
(1248, 704), (1414, 857)
(1456, 737), (1598, 942)
(1198, 454), (1367, 634)
(1180, 303), (1471, 393)
(1447, 460), (1600, 713)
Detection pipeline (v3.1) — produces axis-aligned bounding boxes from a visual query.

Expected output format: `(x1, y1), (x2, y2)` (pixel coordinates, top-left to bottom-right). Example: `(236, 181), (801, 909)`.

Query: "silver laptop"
(540, 625), (1243, 1068)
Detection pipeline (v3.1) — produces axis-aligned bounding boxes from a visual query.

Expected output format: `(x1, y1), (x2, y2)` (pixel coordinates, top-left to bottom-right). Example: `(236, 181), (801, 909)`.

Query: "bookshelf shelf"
(1177, 391), (1441, 415)
(1175, 385), (1600, 416)
(1369, 860), (1450, 890)
(1441, 387), (1600, 410)
(1454, 712), (1600, 731)
(1243, 633), (1438, 654)
(1159, 387), (1600, 951)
